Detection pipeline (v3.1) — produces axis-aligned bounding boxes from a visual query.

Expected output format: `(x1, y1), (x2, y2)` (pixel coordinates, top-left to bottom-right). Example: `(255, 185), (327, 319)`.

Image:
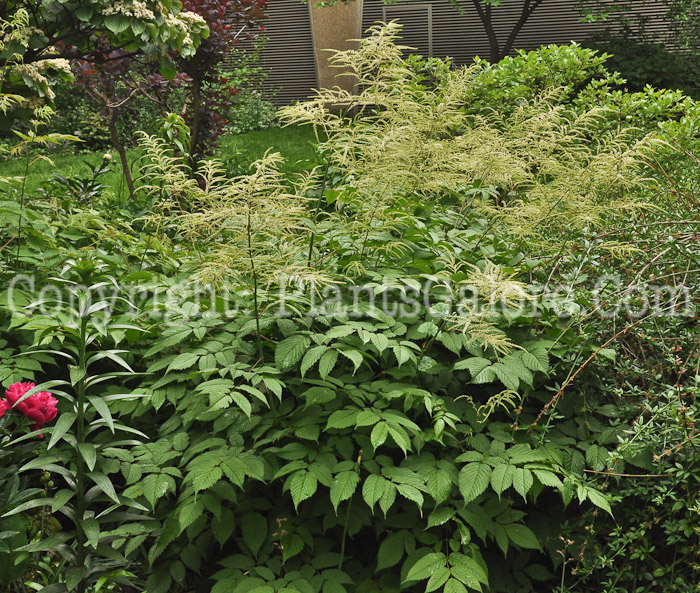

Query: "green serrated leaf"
(454, 357), (491, 375)
(425, 566), (450, 592)
(145, 326), (192, 356)
(318, 349), (339, 379)
(405, 552), (446, 582)
(178, 498), (204, 532)
(281, 533), (304, 562)
(212, 508), (235, 546)
(397, 483), (423, 509)
(370, 422), (389, 449)
(393, 345), (412, 367)
(330, 471), (358, 512)
(289, 470), (317, 509)
(504, 523), (541, 549)
(586, 444), (609, 471)
(142, 473), (174, 508)
(449, 552), (488, 588)
(190, 462), (223, 493)
(444, 578), (467, 593)
(362, 474), (387, 509)
(427, 507), (455, 528)
(459, 463), (491, 504)
(490, 463), (514, 496)
(472, 365), (496, 384)
(241, 512), (267, 557)
(521, 350), (548, 372)
(491, 361), (522, 391)
(276, 335), (310, 370)
(167, 351), (199, 372)
(303, 386), (335, 408)
(532, 469), (563, 489)
(586, 487), (613, 516)
(509, 444), (549, 465)
(379, 482), (397, 516)
(326, 408), (358, 430)
(425, 465), (454, 504)
(300, 345), (327, 376)
(338, 348), (363, 373)
(438, 332), (463, 355)
(512, 467), (533, 500)
(377, 531), (407, 570)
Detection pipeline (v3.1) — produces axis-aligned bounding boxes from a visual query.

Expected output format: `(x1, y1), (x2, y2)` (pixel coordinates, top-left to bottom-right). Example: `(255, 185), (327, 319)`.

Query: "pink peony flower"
(5, 381), (35, 407)
(5, 382), (58, 431)
(0, 399), (7, 419)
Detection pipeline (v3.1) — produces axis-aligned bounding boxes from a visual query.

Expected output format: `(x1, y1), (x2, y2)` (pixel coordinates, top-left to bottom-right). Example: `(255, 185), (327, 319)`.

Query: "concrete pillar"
(308, 0), (363, 93)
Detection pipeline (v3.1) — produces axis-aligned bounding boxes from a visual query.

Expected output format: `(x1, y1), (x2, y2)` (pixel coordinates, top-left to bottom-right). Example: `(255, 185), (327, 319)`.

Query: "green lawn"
(0, 150), (134, 199)
(219, 123), (321, 175)
(0, 124), (319, 200)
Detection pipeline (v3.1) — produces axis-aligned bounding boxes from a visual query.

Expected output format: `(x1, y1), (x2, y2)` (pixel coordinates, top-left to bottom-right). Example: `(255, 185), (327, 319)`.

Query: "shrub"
(462, 43), (624, 115)
(584, 36), (699, 97)
(40, 79), (111, 150)
(220, 40), (278, 135)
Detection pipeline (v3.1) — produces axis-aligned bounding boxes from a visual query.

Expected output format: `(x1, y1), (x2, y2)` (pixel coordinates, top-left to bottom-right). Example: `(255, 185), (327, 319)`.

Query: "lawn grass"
(0, 123), (320, 199)
(219, 123), (321, 175)
(0, 150), (137, 200)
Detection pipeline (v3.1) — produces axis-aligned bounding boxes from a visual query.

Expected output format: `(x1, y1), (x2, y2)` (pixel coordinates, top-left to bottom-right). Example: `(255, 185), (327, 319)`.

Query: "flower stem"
(74, 311), (89, 593)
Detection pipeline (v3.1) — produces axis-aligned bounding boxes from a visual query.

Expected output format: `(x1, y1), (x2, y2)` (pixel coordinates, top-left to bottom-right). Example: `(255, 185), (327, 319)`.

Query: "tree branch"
(501, 0), (547, 59)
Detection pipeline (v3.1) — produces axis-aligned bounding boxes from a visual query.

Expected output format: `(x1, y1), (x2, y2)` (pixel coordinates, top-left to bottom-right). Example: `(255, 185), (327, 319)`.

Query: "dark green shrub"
(48, 81), (111, 150)
(46, 78), (180, 152)
(584, 36), (700, 98)
(219, 41), (278, 135)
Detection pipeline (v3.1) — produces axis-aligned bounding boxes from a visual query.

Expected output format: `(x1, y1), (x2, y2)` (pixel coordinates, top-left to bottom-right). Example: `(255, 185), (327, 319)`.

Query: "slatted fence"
(230, 0), (673, 105)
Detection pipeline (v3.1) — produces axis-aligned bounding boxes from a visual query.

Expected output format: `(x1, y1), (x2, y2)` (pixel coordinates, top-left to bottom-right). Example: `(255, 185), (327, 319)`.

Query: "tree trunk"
(107, 108), (136, 200)
(189, 75), (203, 162)
(471, 0), (501, 62)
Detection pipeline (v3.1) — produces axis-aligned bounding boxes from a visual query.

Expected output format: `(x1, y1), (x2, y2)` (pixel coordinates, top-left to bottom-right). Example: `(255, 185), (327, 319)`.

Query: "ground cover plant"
(0, 20), (699, 593)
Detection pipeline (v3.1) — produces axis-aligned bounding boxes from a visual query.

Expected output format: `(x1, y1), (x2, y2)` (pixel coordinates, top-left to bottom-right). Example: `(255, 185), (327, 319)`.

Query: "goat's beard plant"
(121, 23), (673, 593)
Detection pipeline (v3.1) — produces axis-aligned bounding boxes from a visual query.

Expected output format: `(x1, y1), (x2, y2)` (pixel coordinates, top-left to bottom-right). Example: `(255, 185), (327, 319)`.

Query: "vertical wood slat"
(226, 0), (317, 106)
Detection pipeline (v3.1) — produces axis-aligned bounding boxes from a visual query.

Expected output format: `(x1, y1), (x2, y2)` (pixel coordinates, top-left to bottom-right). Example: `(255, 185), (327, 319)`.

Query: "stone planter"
(309, 0), (363, 94)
